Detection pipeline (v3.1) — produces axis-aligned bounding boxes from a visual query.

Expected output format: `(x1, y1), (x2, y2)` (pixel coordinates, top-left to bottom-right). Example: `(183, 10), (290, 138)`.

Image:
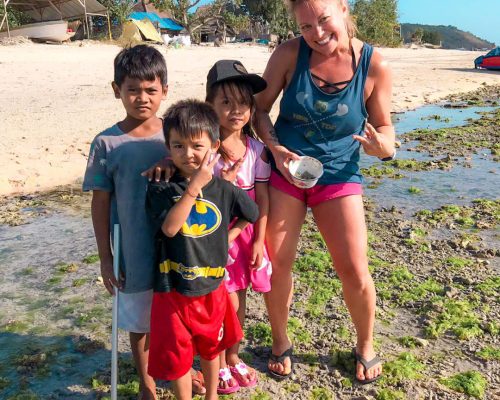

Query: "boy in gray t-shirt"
(83, 45), (168, 400)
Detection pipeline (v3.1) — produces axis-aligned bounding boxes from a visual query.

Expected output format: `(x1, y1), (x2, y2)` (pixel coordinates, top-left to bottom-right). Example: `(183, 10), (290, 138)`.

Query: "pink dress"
(214, 136), (272, 293)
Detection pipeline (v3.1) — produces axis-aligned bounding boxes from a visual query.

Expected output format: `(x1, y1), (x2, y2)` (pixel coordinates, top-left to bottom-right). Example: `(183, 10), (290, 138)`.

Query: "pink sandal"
(229, 362), (258, 388)
(217, 367), (240, 395)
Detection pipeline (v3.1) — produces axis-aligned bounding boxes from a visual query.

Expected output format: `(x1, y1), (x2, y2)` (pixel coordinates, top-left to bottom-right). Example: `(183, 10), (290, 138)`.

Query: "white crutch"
(111, 223), (120, 400)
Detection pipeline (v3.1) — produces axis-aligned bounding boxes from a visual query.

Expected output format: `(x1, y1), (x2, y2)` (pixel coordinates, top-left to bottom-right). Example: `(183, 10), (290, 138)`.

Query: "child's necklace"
(221, 135), (246, 161)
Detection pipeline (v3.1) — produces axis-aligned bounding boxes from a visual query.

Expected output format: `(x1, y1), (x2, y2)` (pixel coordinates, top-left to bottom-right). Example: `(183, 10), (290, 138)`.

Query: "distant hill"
(401, 23), (495, 50)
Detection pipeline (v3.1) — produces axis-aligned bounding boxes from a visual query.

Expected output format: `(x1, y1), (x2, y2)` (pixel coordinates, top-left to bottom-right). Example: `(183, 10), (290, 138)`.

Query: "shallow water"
(392, 104), (498, 133)
(365, 103), (500, 214)
(365, 154), (498, 215)
(0, 212), (94, 273)
(0, 211), (108, 398)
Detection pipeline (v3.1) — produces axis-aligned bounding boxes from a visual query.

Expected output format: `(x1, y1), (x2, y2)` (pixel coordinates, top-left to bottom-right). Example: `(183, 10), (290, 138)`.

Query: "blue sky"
(398, 0), (499, 45)
(194, 0), (498, 45)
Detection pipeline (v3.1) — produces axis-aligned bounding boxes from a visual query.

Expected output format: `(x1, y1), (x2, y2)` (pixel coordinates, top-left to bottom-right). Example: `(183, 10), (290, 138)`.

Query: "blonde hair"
(286, 0), (357, 39)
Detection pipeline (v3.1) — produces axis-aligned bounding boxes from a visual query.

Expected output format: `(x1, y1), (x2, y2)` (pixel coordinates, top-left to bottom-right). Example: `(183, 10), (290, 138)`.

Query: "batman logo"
(174, 196), (222, 238)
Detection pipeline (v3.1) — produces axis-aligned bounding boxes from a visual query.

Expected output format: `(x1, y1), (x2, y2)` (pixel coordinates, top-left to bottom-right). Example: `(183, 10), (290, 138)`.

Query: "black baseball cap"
(206, 60), (267, 95)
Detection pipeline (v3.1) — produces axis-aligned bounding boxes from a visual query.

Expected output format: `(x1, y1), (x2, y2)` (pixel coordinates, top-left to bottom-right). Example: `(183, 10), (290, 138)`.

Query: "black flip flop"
(353, 348), (382, 384)
(268, 346), (294, 381)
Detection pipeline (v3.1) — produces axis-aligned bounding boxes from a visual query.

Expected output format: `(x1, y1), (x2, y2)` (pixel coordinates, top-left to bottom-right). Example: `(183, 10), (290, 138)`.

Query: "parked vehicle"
(474, 47), (500, 70)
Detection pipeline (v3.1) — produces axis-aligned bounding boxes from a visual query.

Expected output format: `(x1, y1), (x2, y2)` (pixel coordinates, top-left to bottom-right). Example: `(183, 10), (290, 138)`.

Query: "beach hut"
(474, 47), (500, 70)
(119, 18), (163, 45)
(0, 0), (110, 40)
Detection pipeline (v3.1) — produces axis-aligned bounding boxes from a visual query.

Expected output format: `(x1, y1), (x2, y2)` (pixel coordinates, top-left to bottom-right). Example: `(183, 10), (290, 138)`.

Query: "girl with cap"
(206, 60), (271, 394)
(254, 0), (395, 384)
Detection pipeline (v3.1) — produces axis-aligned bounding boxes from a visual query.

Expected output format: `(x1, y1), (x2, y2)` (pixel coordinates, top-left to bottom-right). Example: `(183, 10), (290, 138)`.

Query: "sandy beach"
(0, 41), (499, 196)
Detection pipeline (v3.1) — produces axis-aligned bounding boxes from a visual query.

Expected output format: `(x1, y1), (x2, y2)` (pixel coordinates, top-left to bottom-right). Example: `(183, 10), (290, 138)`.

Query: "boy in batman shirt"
(146, 99), (259, 400)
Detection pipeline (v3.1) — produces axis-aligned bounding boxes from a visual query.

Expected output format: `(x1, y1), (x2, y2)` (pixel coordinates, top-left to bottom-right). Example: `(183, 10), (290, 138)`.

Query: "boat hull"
(0, 20), (75, 42)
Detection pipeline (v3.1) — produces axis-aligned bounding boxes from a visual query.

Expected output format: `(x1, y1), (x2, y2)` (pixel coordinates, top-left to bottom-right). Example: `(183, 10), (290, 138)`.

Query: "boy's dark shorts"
(148, 283), (243, 381)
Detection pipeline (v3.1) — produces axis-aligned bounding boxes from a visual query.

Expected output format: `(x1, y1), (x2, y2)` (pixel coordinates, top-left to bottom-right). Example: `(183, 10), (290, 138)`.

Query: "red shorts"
(270, 171), (363, 207)
(148, 283), (243, 381)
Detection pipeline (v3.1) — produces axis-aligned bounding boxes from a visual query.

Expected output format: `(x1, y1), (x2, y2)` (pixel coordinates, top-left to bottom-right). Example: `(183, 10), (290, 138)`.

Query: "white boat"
(0, 20), (75, 42)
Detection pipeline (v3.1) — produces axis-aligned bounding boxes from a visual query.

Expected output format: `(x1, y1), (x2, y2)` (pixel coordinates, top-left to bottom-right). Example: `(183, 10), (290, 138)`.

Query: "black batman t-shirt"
(146, 175), (259, 297)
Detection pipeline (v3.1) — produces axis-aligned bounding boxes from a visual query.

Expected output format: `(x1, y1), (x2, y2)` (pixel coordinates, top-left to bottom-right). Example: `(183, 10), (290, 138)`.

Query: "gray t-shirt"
(83, 124), (167, 293)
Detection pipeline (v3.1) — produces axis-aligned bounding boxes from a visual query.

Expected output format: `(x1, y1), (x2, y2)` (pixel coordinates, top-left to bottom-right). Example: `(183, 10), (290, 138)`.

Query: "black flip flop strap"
(270, 347), (293, 363)
(357, 355), (381, 371)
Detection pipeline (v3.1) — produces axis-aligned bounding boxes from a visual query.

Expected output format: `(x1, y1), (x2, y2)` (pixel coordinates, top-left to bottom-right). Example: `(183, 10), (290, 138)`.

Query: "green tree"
(0, 4), (32, 29)
(411, 27), (424, 43)
(150, 0), (202, 37)
(242, 0), (297, 37)
(100, 0), (136, 25)
(422, 30), (441, 45)
(351, 0), (400, 47)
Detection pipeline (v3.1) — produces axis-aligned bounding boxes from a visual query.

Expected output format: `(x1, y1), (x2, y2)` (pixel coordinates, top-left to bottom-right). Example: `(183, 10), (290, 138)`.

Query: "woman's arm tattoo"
(267, 128), (280, 146)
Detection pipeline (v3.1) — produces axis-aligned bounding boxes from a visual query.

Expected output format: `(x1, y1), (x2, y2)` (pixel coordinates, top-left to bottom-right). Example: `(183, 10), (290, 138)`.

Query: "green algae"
(398, 336), (420, 349)
(247, 322), (272, 347)
(415, 200), (499, 229)
(403, 107), (500, 159)
(381, 352), (425, 386)
(288, 317), (312, 344)
(425, 299), (483, 340)
(477, 346), (500, 361)
(476, 277), (500, 297)
(441, 371), (487, 398)
(57, 262), (78, 273)
(377, 388), (406, 400)
(82, 254), (99, 264)
(310, 387), (334, 399)
(445, 256), (474, 270)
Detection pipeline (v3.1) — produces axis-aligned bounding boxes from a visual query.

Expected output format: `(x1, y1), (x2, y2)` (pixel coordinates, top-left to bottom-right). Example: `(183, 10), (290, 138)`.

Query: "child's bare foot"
(190, 368), (206, 395)
(137, 385), (156, 400)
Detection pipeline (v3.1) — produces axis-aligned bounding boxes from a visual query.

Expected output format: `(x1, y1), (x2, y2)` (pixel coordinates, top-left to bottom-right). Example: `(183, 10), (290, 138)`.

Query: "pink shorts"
(225, 222), (272, 293)
(270, 171), (363, 207)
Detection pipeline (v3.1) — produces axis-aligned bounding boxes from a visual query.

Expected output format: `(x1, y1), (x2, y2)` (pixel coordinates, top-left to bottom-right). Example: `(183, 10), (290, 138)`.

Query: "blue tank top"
(274, 37), (373, 185)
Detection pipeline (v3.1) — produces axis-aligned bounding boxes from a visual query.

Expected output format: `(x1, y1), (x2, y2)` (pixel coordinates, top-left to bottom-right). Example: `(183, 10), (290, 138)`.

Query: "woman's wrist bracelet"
(379, 148), (396, 162)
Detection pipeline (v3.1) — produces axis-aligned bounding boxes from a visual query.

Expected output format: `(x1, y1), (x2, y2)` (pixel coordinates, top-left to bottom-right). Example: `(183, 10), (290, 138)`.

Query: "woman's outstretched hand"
(353, 122), (394, 159)
(272, 145), (301, 184)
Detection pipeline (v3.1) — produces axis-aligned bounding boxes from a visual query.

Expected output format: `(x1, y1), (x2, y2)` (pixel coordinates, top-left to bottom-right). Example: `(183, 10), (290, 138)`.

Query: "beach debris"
(0, 36), (32, 46)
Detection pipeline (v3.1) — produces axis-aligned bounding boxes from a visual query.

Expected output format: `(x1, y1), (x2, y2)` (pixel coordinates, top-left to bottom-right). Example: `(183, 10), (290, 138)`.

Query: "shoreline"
(1, 42), (499, 196)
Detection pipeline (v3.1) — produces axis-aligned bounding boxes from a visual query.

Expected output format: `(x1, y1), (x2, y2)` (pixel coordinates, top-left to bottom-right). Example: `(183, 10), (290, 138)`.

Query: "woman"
(255, 0), (395, 384)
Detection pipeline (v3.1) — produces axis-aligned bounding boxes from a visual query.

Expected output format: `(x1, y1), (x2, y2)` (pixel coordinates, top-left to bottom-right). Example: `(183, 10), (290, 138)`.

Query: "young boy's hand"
(250, 241), (264, 270)
(188, 150), (221, 195)
(100, 259), (122, 295)
(141, 157), (176, 182)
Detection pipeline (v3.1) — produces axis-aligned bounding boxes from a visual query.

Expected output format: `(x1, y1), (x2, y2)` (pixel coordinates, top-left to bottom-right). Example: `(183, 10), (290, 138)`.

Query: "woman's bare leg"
(312, 195), (382, 381)
(264, 186), (306, 376)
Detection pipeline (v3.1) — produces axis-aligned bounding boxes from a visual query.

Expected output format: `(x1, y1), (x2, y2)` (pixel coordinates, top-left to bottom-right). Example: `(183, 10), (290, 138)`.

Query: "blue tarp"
(129, 12), (183, 31)
(162, 17), (184, 31)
